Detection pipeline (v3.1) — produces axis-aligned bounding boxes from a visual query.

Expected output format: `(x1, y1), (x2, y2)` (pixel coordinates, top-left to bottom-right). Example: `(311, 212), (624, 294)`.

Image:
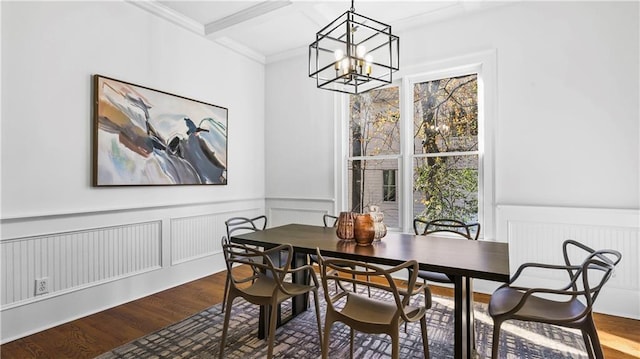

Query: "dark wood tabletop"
(231, 223), (510, 282)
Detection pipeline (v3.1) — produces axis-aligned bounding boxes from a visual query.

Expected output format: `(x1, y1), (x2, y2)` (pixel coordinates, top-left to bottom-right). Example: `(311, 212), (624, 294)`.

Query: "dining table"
(230, 223), (510, 359)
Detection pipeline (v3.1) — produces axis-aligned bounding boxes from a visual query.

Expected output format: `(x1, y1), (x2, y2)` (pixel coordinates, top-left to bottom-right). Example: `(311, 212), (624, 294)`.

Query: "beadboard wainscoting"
(266, 197), (336, 228)
(491, 205), (639, 320)
(0, 199), (265, 344)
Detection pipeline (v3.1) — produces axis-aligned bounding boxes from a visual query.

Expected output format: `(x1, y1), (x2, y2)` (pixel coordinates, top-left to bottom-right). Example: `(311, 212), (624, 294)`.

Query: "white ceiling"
(131, 0), (504, 64)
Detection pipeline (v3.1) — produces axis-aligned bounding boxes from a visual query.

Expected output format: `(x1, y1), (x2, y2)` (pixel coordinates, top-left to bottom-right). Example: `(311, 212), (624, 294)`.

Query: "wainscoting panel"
(495, 205), (639, 319)
(1, 221), (162, 307)
(266, 197), (336, 228)
(170, 214), (220, 265)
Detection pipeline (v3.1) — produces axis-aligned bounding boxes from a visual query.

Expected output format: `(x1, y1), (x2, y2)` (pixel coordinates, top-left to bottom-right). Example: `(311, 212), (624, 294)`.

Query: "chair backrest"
(561, 239), (622, 305)
(222, 240), (293, 294)
(323, 214), (338, 228)
(315, 249), (422, 321)
(414, 218), (480, 240)
(225, 215), (267, 238)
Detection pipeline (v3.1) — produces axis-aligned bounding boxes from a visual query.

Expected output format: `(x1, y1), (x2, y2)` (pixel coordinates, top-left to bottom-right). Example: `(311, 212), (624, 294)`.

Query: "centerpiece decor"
(353, 213), (375, 246)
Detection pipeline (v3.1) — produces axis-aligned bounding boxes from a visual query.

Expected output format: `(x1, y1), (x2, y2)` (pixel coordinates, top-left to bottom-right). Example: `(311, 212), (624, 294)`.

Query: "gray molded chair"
(489, 239), (622, 359)
(323, 213), (339, 227)
(411, 218), (480, 333)
(226, 215), (267, 237)
(221, 216), (268, 313)
(412, 218), (480, 283)
(316, 249), (432, 359)
(220, 241), (322, 359)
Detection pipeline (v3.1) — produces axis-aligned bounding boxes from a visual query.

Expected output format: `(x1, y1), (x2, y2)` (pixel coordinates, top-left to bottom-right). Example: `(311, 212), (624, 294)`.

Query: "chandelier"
(308, 0), (399, 94)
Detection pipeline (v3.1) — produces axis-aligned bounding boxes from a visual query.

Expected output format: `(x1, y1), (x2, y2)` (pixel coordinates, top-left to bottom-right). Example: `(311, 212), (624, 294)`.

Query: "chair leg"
(312, 290), (323, 351)
(390, 329), (400, 359)
(322, 318), (334, 359)
(420, 316), (430, 359)
(267, 303), (279, 359)
(582, 329), (596, 359)
(219, 295), (235, 359)
(349, 328), (355, 359)
(366, 274), (371, 297)
(221, 274), (230, 313)
(351, 273), (357, 293)
(491, 319), (502, 359)
(584, 316), (604, 359)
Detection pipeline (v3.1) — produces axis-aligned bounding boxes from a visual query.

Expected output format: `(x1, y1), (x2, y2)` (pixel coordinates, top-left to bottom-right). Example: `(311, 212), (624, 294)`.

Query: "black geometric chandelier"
(308, 0), (399, 94)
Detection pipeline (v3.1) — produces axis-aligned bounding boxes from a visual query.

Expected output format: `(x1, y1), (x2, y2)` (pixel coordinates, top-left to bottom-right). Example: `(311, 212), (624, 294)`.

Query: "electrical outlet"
(35, 278), (49, 295)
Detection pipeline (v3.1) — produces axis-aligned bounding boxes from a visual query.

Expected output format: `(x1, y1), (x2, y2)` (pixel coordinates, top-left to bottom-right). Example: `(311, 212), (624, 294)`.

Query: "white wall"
(2, 1), (265, 217)
(1, 1), (265, 342)
(400, 1), (639, 209)
(265, 55), (337, 225)
(265, 1), (639, 317)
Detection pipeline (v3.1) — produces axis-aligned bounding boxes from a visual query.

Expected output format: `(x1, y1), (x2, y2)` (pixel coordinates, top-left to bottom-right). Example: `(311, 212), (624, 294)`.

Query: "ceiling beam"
(204, 1), (292, 35)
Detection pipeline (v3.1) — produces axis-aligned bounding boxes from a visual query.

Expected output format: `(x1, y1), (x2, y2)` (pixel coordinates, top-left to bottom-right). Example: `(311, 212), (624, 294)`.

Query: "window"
(347, 86), (400, 227)
(383, 170), (397, 202)
(340, 52), (495, 236)
(412, 74), (478, 222)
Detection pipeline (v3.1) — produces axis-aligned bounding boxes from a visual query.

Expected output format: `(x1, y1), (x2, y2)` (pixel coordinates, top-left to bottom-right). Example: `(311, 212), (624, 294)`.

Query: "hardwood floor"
(1, 268), (638, 358)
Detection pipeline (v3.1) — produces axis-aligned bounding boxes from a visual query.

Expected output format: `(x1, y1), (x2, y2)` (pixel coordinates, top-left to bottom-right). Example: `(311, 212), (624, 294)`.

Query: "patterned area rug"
(96, 288), (588, 359)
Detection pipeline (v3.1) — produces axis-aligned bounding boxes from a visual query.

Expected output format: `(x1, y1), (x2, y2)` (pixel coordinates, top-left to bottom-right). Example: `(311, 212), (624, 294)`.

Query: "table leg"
(257, 250), (309, 339)
(453, 275), (473, 359)
(291, 251), (310, 314)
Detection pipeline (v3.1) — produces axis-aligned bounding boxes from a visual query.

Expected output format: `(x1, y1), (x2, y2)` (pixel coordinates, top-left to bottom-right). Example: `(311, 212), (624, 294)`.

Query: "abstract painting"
(93, 75), (228, 186)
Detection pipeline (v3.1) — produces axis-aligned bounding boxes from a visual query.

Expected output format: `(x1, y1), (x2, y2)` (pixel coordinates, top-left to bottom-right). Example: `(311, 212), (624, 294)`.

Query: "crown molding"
(127, 0), (204, 35)
(266, 45), (306, 64)
(215, 37), (266, 65)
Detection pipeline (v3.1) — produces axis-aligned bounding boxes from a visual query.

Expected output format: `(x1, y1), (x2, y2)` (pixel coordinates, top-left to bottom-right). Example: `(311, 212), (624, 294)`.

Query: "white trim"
(126, 0), (204, 36)
(0, 266), (162, 311)
(266, 45), (307, 64)
(336, 92), (349, 212)
(214, 37), (266, 64)
(0, 197), (265, 222)
(265, 196), (335, 203)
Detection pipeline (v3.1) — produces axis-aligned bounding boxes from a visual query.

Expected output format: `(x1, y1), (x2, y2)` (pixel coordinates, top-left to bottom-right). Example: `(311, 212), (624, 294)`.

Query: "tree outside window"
(413, 74), (478, 222)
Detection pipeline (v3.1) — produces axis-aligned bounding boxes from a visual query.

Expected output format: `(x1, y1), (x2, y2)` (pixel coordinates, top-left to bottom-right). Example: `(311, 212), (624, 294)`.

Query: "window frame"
(336, 50), (496, 239)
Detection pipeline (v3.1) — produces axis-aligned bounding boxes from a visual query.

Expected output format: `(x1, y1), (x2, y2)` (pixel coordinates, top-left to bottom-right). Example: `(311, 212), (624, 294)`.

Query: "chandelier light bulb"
(341, 58), (350, 75)
(334, 49), (344, 61)
(365, 54), (373, 64)
(356, 45), (366, 58)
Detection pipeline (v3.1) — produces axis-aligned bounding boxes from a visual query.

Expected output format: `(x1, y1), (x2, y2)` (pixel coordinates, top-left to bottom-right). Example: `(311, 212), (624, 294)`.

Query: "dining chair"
(221, 215), (268, 313)
(308, 214), (371, 297)
(411, 218), (480, 334)
(411, 217), (480, 285)
(220, 241), (322, 359)
(315, 249), (432, 359)
(489, 239), (622, 359)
